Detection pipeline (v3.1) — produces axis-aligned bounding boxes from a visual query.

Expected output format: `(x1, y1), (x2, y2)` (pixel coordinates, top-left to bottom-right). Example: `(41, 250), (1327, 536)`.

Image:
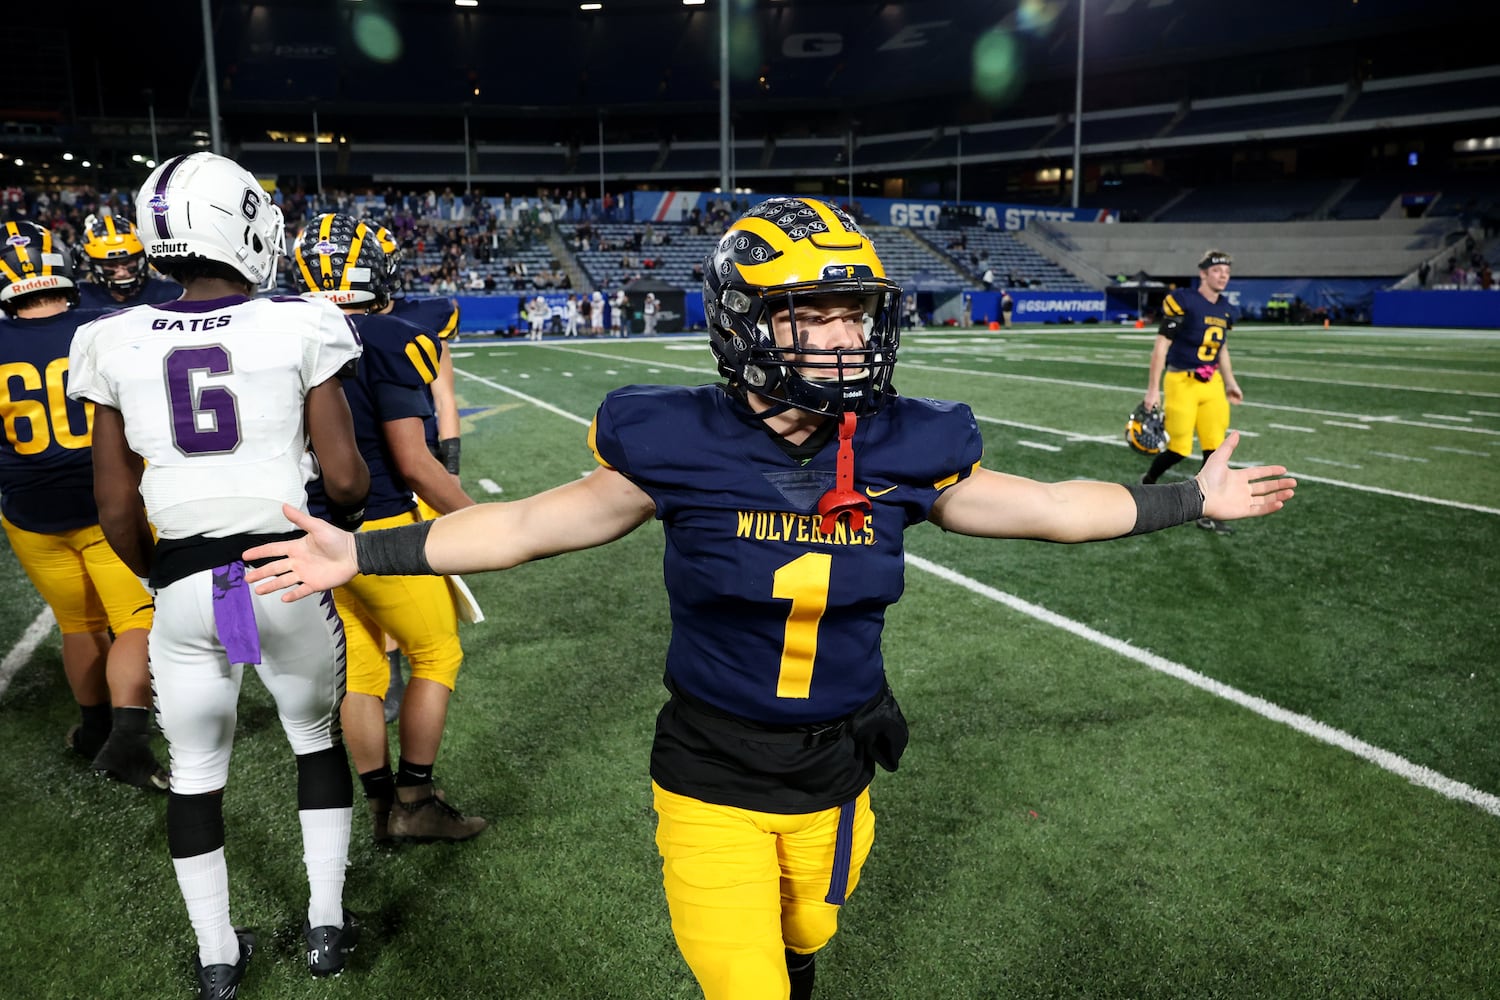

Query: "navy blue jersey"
(591, 385), (983, 726)
(77, 276), (183, 310)
(390, 297), (455, 448)
(391, 296), (459, 342)
(307, 313), (437, 522)
(1160, 288), (1237, 373)
(0, 307), (113, 532)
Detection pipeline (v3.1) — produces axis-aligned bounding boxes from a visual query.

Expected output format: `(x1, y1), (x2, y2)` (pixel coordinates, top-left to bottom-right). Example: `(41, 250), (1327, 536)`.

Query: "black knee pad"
(167, 791), (225, 859)
(296, 744), (354, 811)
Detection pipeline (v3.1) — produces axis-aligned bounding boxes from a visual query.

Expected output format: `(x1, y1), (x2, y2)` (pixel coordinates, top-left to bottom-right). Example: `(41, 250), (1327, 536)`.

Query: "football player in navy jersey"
(75, 214), (183, 309)
(247, 199), (1297, 1000)
(368, 224), (464, 720)
(0, 220), (165, 790)
(292, 213), (484, 844)
(1140, 249), (1244, 533)
(67, 152), (369, 997)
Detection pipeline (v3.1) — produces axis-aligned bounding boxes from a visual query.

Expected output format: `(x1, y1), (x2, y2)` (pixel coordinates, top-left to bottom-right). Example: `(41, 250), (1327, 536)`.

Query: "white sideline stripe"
(1268, 423), (1316, 433)
(1423, 413), (1473, 423)
(1323, 420), (1371, 430)
(1431, 446), (1490, 457)
(1370, 451), (1429, 463)
(1016, 440), (1062, 452)
(0, 608), (57, 702)
(1303, 457), (1363, 469)
(1282, 471), (1500, 515)
(478, 478), (504, 494)
(904, 554), (1500, 819)
(1470, 411), (1500, 418)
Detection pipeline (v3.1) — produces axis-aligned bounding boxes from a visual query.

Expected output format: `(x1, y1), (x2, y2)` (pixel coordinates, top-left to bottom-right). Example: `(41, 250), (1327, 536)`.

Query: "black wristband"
(327, 498), (367, 533)
(1123, 479), (1204, 536)
(438, 437), (461, 475)
(353, 520), (437, 576)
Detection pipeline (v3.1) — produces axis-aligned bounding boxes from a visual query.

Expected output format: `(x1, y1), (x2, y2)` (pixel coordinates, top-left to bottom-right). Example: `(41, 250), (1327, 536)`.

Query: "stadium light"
(684, 0), (705, 5)
(63, 153), (74, 161)
(580, 2), (602, 8)
(454, 0), (477, 5)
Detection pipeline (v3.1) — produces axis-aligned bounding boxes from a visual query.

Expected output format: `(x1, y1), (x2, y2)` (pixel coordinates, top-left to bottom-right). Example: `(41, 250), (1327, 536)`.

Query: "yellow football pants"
(2, 518), (153, 634)
(334, 509), (462, 696)
(653, 781), (875, 1000)
(1162, 369), (1230, 457)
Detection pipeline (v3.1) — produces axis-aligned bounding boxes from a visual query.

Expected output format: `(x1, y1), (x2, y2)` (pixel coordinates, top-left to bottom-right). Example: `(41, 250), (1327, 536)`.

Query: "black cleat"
(1195, 516), (1234, 535)
(91, 730), (169, 791)
(64, 723), (108, 762)
(305, 909), (360, 977)
(193, 929), (255, 1000)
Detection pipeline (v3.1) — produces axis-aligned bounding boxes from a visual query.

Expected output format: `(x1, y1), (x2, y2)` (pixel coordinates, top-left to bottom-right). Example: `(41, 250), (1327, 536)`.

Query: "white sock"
(300, 807), (353, 928)
(172, 848), (239, 966)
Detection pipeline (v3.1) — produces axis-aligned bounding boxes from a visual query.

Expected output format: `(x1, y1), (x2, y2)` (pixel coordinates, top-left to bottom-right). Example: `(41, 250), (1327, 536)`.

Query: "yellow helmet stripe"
(293, 236), (320, 295)
(341, 224), (367, 291)
(317, 213), (336, 285)
(5, 221), (33, 274)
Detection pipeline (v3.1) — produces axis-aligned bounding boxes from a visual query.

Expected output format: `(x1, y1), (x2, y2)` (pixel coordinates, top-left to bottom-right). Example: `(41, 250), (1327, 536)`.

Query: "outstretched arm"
(245, 466), (656, 601)
(929, 431), (1294, 541)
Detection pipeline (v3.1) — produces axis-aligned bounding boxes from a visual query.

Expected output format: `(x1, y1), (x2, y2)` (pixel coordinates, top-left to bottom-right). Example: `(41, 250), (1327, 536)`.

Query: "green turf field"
(1, 323), (1496, 999)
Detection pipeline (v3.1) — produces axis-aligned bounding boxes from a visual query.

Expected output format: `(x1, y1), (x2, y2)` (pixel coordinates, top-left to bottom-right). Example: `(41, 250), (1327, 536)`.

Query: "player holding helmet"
(244, 197), (1296, 1000)
(1139, 249), (1244, 533)
(67, 151), (369, 997)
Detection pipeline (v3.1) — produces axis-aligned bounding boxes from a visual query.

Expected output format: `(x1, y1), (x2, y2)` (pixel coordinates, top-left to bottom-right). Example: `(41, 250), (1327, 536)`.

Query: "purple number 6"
(166, 346), (241, 455)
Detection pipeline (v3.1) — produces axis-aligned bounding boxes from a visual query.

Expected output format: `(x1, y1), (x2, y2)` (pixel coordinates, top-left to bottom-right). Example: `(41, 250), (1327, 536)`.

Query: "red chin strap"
(817, 411), (872, 534)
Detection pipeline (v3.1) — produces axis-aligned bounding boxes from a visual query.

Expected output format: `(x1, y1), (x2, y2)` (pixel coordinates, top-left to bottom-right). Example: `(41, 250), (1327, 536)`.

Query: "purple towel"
(211, 561), (263, 665)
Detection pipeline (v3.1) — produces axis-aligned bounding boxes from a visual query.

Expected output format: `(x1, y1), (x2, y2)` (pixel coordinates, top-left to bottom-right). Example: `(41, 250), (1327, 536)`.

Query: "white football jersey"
(68, 294), (361, 539)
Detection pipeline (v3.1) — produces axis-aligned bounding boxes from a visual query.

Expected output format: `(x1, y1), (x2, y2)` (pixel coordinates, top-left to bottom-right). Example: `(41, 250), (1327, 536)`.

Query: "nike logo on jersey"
(865, 485), (898, 497)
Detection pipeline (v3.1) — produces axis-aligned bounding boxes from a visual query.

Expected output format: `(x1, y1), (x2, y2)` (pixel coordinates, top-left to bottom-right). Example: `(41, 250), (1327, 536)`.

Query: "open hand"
(243, 503), (360, 602)
(1196, 431), (1297, 521)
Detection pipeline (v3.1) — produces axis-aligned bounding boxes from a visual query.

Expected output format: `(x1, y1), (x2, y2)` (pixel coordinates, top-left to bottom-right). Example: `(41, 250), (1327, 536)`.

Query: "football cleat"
(193, 929), (255, 1000)
(389, 783), (487, 842)
(1125, 401), (1168, 455)
(90, 730), (170, 791)
(305, 909), (360, 978)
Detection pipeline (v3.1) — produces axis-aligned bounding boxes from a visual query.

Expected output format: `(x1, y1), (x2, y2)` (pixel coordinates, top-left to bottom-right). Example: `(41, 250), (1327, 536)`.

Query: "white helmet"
(136, 152), (285, 290)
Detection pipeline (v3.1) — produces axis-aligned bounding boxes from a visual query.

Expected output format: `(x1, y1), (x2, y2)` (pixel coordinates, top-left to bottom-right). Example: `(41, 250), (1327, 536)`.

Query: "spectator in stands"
(981, 267), (995, 290)
(1418, 261), (1431, 288)
(1139, 250), (1244, 535)
(1000, 290), (1014, 329)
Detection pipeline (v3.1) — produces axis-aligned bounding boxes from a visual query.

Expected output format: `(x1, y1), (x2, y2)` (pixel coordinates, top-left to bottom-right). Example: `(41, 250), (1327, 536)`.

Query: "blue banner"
(1374, 290), (1500, 330)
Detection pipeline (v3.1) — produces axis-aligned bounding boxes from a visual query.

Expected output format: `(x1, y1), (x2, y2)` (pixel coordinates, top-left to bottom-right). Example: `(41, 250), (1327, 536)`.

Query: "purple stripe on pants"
(211, 561), (263, 665)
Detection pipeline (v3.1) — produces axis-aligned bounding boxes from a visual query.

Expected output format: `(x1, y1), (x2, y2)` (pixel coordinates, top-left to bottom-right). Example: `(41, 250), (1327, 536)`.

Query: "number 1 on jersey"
(772, 552), (831, 699)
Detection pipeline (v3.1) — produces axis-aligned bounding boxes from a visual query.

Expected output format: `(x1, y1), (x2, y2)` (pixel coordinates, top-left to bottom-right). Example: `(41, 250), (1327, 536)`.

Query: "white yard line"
(1016, 441), (1062, 452)
(905, 554), (1500, 819)
(1303, 457), (1363, 469)
(1323, 420), (1371, 430)
(0, 608), (57, 701)
(1268, 423), (1317, 433)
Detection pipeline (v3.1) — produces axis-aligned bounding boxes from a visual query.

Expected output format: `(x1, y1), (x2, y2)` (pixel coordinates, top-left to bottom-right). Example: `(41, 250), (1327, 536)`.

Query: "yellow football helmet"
(0, 221), (80, 314)
(703, 197), (901, 416)
(291, 212), (391, 310)
(79, 214), (149, 297)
